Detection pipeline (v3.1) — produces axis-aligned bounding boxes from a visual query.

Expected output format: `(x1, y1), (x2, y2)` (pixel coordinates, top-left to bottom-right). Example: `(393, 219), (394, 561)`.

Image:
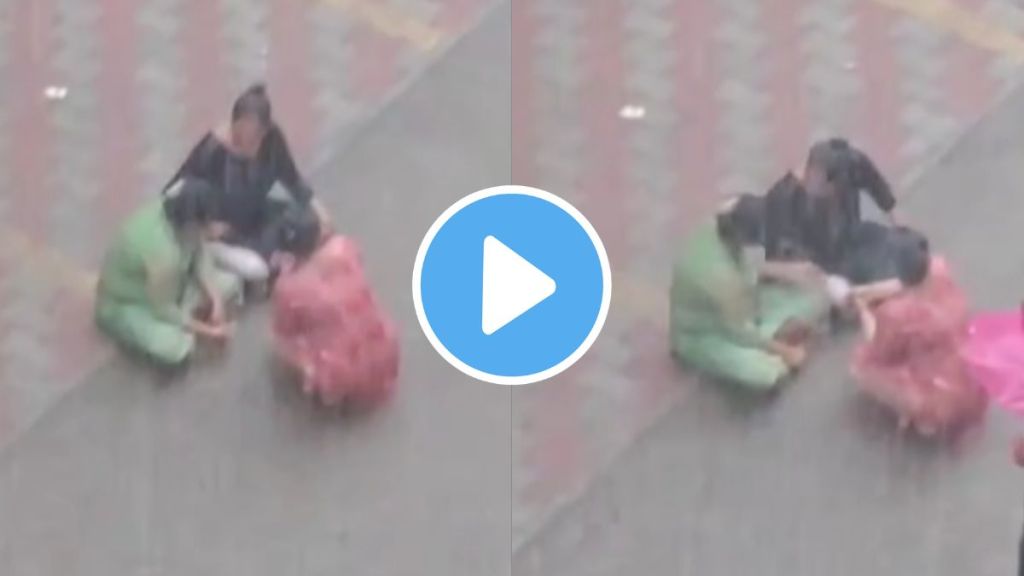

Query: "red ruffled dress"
(851, 257), (987, 436)
(272, 236), (399, 406)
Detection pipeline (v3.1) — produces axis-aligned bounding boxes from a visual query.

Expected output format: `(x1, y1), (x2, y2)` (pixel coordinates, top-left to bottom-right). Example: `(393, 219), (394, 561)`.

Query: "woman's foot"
(774, 320), (813, 347)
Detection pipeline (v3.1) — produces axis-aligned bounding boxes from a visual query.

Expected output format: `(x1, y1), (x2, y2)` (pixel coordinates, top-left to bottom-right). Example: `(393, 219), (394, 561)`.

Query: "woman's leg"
(673, 332), (790, 391)
(96, 301), (195, 365)
(757, 282), (830, 338)
(208, 241), (270, 282)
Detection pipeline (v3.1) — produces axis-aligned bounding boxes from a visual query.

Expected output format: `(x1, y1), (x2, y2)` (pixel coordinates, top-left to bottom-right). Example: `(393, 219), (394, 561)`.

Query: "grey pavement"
(512, 79), (1024, 576)
(0, 4), (510, 576)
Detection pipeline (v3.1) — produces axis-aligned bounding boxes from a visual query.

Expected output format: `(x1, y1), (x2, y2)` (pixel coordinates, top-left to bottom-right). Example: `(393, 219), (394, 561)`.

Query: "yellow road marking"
(319, 0), (446, 53)
(0, 230), (96, 300)
(871, 0), (1024, 61)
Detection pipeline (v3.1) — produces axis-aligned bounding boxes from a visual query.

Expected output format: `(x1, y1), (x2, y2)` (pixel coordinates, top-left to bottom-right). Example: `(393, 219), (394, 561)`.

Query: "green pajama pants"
(673, 284), (828, 391)
(95, 270), (242, 366)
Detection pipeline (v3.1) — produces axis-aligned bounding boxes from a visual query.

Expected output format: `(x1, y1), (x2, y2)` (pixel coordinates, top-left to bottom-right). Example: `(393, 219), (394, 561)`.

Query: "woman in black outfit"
(165, 84), (330, 286)
(763, 138), (899, 273)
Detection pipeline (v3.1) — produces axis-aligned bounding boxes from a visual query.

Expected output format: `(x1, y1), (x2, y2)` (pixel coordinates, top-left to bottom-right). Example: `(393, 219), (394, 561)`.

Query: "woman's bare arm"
(850, 278), (904, 306)
(854, 296), (877, 341)
(757, 260), (832, 302)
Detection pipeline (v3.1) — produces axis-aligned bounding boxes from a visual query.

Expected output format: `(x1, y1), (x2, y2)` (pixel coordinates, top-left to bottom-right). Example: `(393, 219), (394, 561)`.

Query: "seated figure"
(96, 179), (240, 366)
(670, 194), (829, 391)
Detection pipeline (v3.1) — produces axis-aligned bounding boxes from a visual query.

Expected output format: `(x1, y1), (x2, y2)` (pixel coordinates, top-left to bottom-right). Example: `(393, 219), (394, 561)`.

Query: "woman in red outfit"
(272, 236), (399, 406)
(850, 235), (986, 437)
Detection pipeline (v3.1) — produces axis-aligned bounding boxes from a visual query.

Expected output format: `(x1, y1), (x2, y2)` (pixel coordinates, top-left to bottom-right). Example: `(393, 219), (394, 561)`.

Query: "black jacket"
(762, 146), (896, 274)
(165, 126), (314, 238)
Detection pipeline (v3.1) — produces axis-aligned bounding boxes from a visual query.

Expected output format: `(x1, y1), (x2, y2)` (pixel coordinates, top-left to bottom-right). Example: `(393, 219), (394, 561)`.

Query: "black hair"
(717, 193), (766, 248)
(277, 204), (322, 259)
(231, 83), (273, 129)
(807, 138), (853, 185)
(806, 138), (894, 204)
(891, 226), (931, 287)
(163, 178), (217, 229)
(763, 172), (811, 260)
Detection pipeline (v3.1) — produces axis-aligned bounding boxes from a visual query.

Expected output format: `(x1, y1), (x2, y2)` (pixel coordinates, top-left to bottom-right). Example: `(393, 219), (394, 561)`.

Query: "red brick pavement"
(8, 0), (56, 246)
(855, 0), (908, 181)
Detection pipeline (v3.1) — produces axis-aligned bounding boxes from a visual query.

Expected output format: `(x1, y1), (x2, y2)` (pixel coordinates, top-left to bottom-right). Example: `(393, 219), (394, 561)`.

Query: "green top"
(97, 199), (212, 326)
(670, 221), (769, 348)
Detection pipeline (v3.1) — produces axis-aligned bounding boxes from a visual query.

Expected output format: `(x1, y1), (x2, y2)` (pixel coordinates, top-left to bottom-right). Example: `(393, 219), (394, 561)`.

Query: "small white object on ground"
(43, 85), (68, 100)
(619, 104), (646, 120)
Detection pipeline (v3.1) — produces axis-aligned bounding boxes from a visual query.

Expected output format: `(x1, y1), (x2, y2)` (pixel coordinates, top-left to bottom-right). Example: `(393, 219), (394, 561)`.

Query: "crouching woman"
(850, 234), (986, 437)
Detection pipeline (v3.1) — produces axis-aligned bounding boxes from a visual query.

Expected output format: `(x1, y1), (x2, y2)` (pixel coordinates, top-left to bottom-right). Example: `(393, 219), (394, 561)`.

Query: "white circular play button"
(412, 185), (612, 385)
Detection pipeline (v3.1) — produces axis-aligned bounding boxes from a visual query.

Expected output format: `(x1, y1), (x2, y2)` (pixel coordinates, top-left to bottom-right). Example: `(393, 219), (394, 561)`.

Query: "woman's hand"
(769, 341), (807, 370)
(312, 199), (334, 241)
(780, 344), (807, 370)
(205, 221), (232, 241)
(319, 216), (334, 241)
(270, 251), (297, 274)
(208, 296), (226, 326)
(190, 319), (233, 342)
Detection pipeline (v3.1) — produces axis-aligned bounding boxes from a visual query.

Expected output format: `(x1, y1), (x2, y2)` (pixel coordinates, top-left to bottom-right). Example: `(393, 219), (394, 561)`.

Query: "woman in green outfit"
(96, 179), (241, 366)
(670, 194), (829, 391)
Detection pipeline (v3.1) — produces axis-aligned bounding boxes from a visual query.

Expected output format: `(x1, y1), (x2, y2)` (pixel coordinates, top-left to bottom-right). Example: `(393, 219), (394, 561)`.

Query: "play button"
(413, 186), (611, 385)
(481, 236), (556, 335)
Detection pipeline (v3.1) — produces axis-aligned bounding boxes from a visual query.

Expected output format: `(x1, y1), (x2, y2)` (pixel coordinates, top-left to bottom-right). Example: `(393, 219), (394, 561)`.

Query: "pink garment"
(962, 310), (1024, 417)
(272, 236), (399, 406)
(851, 257), (987, 436)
